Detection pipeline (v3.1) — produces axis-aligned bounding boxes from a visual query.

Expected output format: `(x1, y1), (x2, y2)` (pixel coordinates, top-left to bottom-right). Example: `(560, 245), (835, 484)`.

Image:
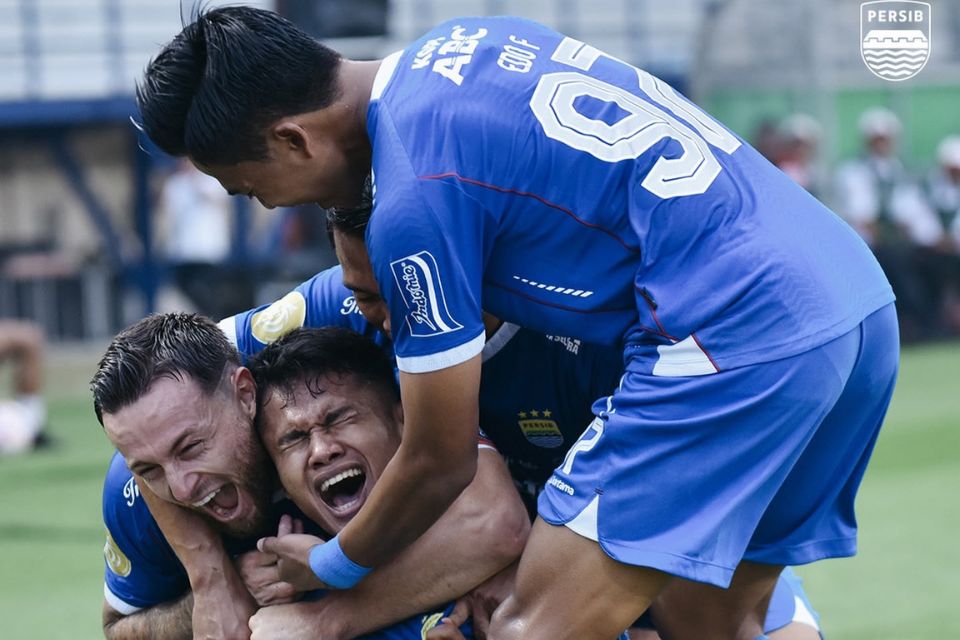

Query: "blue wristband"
(308, 534), (372, 589)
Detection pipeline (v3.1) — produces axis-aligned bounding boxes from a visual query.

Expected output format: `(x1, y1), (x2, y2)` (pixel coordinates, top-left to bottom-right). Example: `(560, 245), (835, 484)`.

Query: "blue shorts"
(539, 304), (899, 587)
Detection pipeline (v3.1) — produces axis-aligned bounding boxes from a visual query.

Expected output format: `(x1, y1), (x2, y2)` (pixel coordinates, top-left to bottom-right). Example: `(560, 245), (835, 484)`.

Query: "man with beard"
(94, 313), (527, 639)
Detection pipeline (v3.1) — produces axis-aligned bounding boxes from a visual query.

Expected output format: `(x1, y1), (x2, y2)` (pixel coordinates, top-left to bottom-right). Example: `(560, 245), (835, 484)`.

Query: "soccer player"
(137, 9), (896, 638)
(93, 313), (527, 639)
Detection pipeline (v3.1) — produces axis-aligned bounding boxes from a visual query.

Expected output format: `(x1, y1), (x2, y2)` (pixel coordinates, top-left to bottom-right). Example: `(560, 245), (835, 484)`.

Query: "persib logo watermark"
(861, 1), (931, 81)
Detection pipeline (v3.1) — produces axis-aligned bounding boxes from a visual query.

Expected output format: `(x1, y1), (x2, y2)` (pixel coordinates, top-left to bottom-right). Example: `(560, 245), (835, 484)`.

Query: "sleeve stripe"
(481, 322), (520, 362)
(217, 317), (238, 348)
(395, 332), (485, 374)
(103, 583), (143, 616)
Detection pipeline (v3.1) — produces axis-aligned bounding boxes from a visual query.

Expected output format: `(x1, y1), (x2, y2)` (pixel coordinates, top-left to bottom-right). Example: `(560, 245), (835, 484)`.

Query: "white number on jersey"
(529, 37), (741, 199)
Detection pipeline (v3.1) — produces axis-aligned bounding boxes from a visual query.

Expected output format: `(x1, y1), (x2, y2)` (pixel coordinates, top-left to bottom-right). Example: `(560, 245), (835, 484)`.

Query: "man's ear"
(234, 366), (257, 421)
(271, 120), (315, 158)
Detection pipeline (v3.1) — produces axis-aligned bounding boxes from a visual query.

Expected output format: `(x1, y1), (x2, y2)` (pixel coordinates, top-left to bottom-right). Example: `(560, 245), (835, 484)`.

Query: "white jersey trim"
(103, 583), (143, 616)
(396, 332), (485, 374)
(793, 594), (821, 630)
(652, 335), (718, 377)
(481, 322), (520, 362)
(565, 494), (600, 541)
(217, 317), (238, 348)
(371, 51), (403, 102)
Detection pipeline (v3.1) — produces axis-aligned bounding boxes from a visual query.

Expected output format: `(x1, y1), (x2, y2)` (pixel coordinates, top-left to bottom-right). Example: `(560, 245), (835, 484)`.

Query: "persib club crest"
(518, 410), (564, 448)
(861, 1), (931, 82)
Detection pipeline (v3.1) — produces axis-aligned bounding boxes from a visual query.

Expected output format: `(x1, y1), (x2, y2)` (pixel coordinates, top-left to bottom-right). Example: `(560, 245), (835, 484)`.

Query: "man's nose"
(165, 466), (201, 505)
(308, 430), (343, 467)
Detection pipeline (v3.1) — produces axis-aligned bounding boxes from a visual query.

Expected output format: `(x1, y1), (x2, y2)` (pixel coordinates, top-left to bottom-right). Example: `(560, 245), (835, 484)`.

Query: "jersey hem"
(481, 322), (520, 362)
(630, 295), (895, 375)
(103, 583), (144, 616)
(396, 331), (485, 373)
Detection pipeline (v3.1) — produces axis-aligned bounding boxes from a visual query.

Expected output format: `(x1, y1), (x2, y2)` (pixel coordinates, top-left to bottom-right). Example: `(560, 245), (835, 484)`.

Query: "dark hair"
(136, 6), (342, 165)
(248, 327), (398, 424)
(91, 313), (240, 424)
(325, 175), (373, 245)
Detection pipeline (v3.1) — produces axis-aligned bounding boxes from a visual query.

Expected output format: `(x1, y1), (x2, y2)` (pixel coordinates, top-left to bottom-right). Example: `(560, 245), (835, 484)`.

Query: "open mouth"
(192, 484), (241, 521)
(317, 466), (366, 512)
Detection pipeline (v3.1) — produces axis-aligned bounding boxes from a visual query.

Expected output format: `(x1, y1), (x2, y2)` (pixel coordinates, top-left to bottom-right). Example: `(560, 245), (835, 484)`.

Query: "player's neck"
(337, 59), (383, 134)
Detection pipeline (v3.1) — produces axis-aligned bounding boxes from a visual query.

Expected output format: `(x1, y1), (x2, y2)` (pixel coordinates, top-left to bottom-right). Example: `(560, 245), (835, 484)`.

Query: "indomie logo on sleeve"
(390, 251), (463, 337)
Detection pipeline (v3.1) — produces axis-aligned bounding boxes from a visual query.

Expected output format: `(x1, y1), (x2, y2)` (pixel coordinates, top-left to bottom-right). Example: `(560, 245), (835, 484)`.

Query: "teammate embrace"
(98, 6), (898, 639)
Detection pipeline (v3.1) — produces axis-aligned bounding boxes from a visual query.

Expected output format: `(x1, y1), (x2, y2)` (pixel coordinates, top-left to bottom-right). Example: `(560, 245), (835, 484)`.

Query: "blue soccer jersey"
(365, 17), (893, 376)
(219, 265), (388, 362)
(220, 267), (824, 630)
(478, 322), (623, 512)
(102, 451), (190, 613)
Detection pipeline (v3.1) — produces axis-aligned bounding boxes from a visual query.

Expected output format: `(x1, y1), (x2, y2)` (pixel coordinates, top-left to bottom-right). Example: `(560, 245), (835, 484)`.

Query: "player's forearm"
(341, 439), (476, 569)
(102, 593), (193, 640)
(320, 451), (529, 637)
(338, 358), (483, 569)
(137, 479), (256, 639)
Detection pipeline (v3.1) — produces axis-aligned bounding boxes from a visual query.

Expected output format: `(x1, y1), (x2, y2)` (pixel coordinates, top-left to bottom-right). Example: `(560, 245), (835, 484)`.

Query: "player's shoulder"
(103, 450), (140, 513)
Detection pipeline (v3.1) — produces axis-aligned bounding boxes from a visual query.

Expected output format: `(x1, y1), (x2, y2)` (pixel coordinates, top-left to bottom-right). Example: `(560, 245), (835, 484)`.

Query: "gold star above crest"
(531, 410), (540, 417)
(518, 411), (527, 419)
(543, 409), (553, 417)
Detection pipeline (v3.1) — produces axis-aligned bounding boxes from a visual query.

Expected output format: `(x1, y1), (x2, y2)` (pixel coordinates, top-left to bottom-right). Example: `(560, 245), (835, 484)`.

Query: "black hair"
(248, 327), (398, 426)
(325, 175), (373, 245)
(136, 6), (342, 165)
(91, 313), (240, 424)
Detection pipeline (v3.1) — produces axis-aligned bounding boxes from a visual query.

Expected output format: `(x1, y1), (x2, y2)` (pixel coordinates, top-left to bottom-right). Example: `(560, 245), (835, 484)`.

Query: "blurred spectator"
(156, 159), (233, 316)
(926, 136), (960, 250)
(920, 136), (960, 333)
(0, 320), (48, 455)
(775, 113), (823, 196)
(834, 107), (943, 340)
(751, 117), (782, 163)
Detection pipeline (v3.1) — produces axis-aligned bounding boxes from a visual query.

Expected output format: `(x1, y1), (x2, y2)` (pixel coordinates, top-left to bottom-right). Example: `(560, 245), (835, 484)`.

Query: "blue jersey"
(102, 451), (190, 613)
(218, 265), (388, 362)
(222, 268), (819, 633)
(479, 323), (622, 513)
(222, 268), (624, 510)
(365, 17), (893, 376)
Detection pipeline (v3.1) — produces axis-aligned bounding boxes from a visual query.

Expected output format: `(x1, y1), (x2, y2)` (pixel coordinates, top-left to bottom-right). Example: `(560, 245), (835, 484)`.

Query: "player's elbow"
(453, 455), (530, 568)
(481, 493), (530, 567)
(101, 601), (125, 640)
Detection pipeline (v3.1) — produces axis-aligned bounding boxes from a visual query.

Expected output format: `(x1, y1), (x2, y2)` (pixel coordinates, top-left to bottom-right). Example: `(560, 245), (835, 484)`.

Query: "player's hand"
(237, 514), (305, 605)
(257, 517), (327, 592)
(424, 600), (469, 640)
(429, 561), (517, 640)
(249, 600), (343, 640)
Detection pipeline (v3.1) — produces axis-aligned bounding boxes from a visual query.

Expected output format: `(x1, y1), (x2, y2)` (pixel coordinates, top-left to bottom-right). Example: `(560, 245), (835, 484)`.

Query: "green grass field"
(0, 340), (957, 639)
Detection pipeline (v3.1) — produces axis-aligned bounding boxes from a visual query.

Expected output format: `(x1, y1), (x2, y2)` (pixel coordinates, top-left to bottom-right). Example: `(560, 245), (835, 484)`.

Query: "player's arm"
(102, 593), (193, 640)
(221, 266), (382, 363)
(254, 447), (528, 638)
(343, 355), (483, 568)
(137, 481), (257, 640)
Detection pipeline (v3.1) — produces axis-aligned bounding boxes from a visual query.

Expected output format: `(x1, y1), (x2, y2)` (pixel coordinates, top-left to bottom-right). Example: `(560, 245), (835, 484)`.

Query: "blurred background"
(0, 0), (957, 638)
